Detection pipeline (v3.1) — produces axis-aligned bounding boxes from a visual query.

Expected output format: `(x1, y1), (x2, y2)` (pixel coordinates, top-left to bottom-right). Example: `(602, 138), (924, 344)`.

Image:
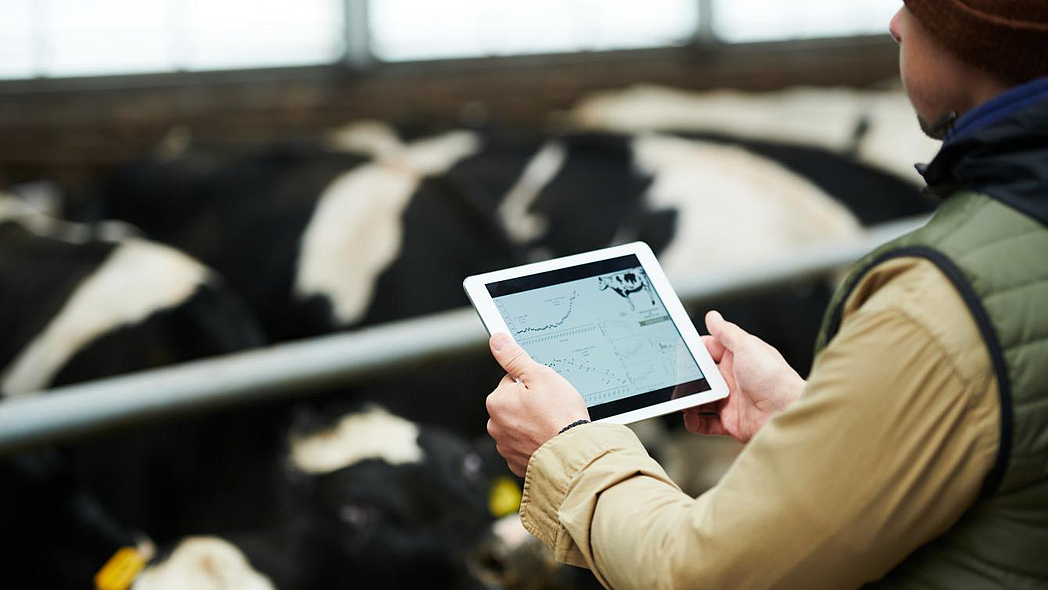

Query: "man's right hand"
(685, 310), (805, 443)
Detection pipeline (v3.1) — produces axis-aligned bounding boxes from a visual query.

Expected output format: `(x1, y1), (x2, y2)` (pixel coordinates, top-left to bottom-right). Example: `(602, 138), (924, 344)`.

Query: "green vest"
(814, 192), (1048, 588)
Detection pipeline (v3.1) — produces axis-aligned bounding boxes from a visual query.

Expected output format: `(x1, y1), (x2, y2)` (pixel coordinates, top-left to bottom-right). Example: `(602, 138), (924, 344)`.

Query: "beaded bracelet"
(558, 419), (591, 435)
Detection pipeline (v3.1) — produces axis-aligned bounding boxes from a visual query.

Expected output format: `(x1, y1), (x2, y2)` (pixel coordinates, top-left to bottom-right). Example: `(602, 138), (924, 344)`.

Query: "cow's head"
(280, 404), (600, 590)
(282, 404), (509, 589)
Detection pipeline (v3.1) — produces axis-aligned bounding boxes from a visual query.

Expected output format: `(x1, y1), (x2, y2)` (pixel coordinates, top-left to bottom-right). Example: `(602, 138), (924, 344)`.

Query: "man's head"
(889, 1), (1048, 138)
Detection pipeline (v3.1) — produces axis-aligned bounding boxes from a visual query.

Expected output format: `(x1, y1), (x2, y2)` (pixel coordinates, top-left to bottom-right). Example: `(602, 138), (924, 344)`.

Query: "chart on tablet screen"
(493, 267), (703, 405)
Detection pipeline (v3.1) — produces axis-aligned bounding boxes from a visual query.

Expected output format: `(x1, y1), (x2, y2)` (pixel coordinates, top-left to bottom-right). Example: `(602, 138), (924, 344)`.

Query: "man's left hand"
(486, 333), (591, 477)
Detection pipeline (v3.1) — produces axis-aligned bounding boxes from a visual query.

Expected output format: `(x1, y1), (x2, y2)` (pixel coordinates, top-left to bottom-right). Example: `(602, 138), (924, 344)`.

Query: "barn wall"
(0, 36), (899, 189)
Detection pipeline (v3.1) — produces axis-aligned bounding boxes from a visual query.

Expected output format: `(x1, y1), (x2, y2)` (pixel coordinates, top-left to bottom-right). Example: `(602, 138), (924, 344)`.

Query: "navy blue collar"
(946, 76), (1048, 143)
(920, 78), (1048, 227)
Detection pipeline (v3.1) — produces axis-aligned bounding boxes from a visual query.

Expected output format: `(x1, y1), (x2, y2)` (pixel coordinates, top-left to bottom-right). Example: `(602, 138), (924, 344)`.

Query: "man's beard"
(918, 111), (958, 140)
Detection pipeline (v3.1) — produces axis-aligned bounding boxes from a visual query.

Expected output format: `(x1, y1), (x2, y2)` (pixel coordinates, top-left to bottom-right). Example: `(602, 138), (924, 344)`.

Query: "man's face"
(890, 5), (979, 139)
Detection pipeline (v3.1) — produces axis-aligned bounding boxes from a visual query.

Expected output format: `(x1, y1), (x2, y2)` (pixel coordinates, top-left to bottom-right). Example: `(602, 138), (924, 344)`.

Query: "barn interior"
(0, 2), (940, 589)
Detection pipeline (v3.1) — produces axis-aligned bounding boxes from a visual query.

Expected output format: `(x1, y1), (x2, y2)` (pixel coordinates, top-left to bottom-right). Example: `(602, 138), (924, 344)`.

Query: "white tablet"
(463, 242), (728, 424)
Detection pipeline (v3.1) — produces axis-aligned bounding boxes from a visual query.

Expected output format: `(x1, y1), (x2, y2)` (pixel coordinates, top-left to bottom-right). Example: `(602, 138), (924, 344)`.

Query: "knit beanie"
(903, 0), (1048, 83)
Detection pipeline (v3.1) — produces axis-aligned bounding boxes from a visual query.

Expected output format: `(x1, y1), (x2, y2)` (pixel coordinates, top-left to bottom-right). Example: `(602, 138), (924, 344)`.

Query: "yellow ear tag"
(488, 476), (523, 518)
(95, 547), (146, 590)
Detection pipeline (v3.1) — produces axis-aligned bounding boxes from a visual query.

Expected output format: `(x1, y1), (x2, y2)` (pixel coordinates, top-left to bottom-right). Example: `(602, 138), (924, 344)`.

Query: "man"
(484, 2), (1048, 588)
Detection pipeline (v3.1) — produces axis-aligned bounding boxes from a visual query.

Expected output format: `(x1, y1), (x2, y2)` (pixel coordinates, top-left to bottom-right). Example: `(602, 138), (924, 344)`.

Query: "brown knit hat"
(903, 0), (1048, 83)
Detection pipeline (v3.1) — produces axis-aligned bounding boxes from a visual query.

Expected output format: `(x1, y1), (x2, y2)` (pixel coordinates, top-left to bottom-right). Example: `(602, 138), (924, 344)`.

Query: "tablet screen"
(486, 254), (710, 420)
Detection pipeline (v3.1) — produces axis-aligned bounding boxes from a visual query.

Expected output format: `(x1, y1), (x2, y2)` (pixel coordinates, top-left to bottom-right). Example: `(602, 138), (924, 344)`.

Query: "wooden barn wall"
(0, 37), (899, 190)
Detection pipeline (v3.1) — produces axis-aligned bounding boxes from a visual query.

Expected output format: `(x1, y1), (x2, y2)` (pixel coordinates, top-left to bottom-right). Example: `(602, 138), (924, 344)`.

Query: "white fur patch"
(327, 120), (404, 159)
(132, 537), (275, 590)
(294, 130), (480, 325)
(397, 130), (480, 175)
(631, 134), (863, 282)
(498, 141), (566, 244)
(289, 405), (423, 475)
(1, 239), (209, 396)
(571, 84), (939, 184)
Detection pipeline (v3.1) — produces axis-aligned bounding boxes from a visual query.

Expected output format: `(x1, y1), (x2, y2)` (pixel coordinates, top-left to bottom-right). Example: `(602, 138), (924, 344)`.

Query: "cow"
(0, 194), (265, 396)
(562, 87), (939, 374)
(216, 403), (512, 590)
(80, 119), (932, 380)
(597, 270), (655, 311)
(0, 407), (597, 590)
(53, 115), (938, 524)
(0, 194), (590, 590)
(77, 129), (484, 342)
(1, 399), (574, 589)
(0, 194), (283, 566)
(569, 84), (942, 185)
(128, 404), (599, 590)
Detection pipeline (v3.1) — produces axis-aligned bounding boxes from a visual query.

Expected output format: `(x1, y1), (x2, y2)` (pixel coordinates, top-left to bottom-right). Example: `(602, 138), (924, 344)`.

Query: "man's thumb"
(705, 310), (747, 351)
(490, 333), (541, 381)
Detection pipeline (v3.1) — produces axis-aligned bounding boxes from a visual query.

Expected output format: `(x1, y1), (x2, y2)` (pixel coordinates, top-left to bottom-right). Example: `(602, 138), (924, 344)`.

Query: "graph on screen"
(493, 267), (703, 406)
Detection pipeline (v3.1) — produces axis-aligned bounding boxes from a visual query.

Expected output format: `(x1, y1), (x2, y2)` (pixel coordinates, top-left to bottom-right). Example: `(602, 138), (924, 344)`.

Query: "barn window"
(367, 0), (700, 62)
(0, 0), (898, 80)
(0, 0), (345, 79)
(711, 0), (899, 43)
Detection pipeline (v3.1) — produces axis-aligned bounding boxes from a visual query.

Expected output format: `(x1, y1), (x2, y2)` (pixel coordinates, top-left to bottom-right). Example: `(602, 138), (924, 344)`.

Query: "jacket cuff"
(519, 422), (645, 567)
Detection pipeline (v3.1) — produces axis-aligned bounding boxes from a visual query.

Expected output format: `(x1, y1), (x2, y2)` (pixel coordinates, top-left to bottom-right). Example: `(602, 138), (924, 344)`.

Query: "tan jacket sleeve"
(519, 258), (1000, 590)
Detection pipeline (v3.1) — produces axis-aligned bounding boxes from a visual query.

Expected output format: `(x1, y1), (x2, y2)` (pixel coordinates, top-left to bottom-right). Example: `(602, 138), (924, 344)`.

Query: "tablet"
(463, 242), (728, 424)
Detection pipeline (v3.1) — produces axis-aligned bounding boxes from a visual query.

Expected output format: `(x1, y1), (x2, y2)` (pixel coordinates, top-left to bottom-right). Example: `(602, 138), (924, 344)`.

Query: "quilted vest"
(814, 192), (1048, 588)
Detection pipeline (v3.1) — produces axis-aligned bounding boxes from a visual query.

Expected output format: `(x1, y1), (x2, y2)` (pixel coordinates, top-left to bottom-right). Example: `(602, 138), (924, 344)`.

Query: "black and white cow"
(82, 129), (487, 342)
(0, 195), (265, 396)
(81, 117), (933, 381)
(569, 84), (942, 185)
(598, 270), (654, 311)
(236, 403), (510, 590)
(127, 404), (598, 590)
(0, 193), (588, 589)
(0, 194), (281, 556)
(564, 86), (940, 372)
(1, 401), (569, 590)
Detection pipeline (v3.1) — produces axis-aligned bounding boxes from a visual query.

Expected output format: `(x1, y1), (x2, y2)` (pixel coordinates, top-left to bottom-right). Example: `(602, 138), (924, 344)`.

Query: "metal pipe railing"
(0, 215), (928, 455)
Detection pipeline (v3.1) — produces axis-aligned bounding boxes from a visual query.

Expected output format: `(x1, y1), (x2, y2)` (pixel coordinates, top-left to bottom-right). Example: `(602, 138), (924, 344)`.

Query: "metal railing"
(0, 215), (928, 455)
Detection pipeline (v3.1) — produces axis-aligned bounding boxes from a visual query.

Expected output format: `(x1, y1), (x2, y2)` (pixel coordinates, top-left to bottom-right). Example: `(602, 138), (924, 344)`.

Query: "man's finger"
(702, 335), (727, 362)
(494, 444), (528, 476)
(509, 460), (527, 478)
(501, 449), (531, 476)
(490, 333), (543, 382)
(705, 310), (749, 352)
(684, 409), (728, 436)
(694, 400), (721, 414)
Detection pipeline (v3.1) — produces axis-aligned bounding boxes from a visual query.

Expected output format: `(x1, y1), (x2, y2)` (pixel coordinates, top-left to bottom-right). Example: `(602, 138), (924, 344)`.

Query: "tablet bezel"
(463, 242), (728, 425)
